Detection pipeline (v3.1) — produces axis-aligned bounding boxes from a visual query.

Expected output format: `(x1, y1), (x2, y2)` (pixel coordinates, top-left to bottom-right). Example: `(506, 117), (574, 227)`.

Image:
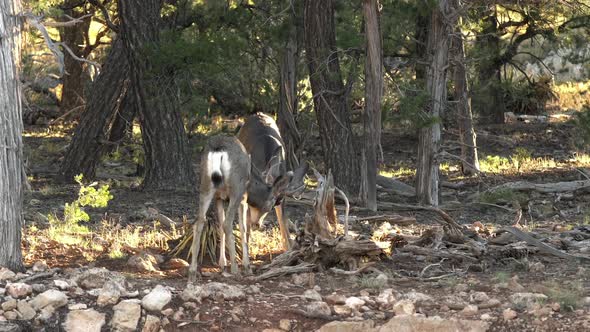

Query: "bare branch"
(43, 13), (92, 27)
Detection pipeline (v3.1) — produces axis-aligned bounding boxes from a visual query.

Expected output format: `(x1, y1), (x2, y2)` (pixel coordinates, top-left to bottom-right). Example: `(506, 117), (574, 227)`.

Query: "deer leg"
(238, 200), (251, 274)
(189, 190), (214, 282)
(215, 199), (227, 270)
(275, 202), (291, 251)
(224, 199), (240, 275)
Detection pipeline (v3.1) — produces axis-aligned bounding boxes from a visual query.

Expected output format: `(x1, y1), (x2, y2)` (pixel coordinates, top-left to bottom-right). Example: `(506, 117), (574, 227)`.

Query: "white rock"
(392, 299), (415, 316)
(64, 309), (106, 332)
(2, 299), (17, 311)
(303, 289), (322, 302)
(376, 288), (396, 308)
(324, 294), (346, 305)
(305, 301), (331, 317)
(31, 290), (68, 310)
(111, 300), (141, 332)
(141, 285), (172, 312)
(54, 280), (70, 290)
(142, 315), (161, 332)
(317, 320), (376, 332)
(345, 297), (365, 311)
(509, 293), (548, 309)
(68, 303), (88, 310)
(461, 304), (479, 317)
(181, 282), (245, 302)
(32, 261), (48, 272)
(480, 313), (494, 321)
(127, 252), (160, 272)
(6, 283), (33, 299)
(403, 291), (434, 304)
(378, 315), (489, 332)
(470, 292), (489, 303)
(38, 306), (55, 321)
(71, 267), (126, 290)
(333, 305), (352, 316)
(17, 301), (36, 320)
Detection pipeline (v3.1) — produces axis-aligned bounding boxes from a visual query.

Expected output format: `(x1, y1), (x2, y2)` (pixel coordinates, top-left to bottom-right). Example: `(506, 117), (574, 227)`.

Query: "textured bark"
(277, 15), (301, 170)
(107, 80), (137, 150)
(416, 0), (453, 206)
(119, 0), (195, 190)
(361, 0), (383, 211)
(60, 37), (129, 182)
(475, 12), (504, 124)
(0, 0), (25, 271)
(452, 14), (479, 176)
(303, 0), (359, 197)
(58, 1), (91, 114)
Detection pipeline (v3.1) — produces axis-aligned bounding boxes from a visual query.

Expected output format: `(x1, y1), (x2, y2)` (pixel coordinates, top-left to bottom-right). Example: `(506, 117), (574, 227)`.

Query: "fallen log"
(477, 179), (590, 196)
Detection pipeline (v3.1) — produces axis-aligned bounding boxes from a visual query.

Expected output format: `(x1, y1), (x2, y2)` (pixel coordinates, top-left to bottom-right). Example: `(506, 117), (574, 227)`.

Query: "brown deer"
(188, 134), (294, 280)
(237, 113), (308, 250)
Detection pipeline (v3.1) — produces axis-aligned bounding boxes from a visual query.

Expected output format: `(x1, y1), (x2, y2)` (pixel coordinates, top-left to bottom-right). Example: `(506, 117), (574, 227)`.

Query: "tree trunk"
(303, 0), (359, 198)
(60, 37), (129, 182)
(107, 80), (137, 150)
(58, 1), (91, 115)
(0, 0), (25, 271)
(119, 0), (195, 190)
(361, 0), (383, 211)
(277, 13), (301, 170)
(475, 12), (504, 124)
(416, 0), (453, 206)
(452, 16), (480, 176)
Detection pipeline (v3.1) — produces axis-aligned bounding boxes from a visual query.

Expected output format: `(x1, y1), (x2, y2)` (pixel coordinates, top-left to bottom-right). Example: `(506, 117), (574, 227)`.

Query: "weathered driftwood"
(376, 175), (416, 197)
(397, 245), (478, 262)
(306, 169), (337, 239)
(255, 262), (316, 281)
(478, 179), (590, 196)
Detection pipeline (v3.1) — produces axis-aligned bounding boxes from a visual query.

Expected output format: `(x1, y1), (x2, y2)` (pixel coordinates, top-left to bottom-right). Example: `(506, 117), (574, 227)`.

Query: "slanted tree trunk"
(416, 0), (453, 206)
(58, 1), (91, 115)
(303, 0), (359, 198)
(118, 0), (195, 190)
(107, 80), (137, 150)
(0, 0), (25, 271)
(361, 0), (383, 211)
(60, 37), (129, 182)
(452, 12), (479, 176)
(277, 12), (301, 170)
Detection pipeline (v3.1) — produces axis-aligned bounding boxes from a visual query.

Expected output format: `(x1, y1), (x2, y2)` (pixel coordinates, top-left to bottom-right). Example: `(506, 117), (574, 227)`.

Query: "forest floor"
(3, 115), (590, 331)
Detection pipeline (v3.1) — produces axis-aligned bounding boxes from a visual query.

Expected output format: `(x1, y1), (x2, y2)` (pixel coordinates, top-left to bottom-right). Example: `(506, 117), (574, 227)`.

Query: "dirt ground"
(16, 118), (590, 331)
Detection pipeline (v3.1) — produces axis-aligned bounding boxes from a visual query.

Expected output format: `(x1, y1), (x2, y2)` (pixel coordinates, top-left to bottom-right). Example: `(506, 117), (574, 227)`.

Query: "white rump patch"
(207, 151), (231, 178)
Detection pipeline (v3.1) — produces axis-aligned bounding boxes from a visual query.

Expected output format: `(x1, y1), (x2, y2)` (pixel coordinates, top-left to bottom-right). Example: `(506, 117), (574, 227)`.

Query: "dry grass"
(553, 82), (590, 111)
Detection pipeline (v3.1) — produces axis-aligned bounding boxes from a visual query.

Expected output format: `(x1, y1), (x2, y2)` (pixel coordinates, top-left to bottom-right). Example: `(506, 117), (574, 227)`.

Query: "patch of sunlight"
(249, 228), (284, 260)
(571, 153), (590, 166)
(554, 81), (590, 111)
(379, 167), (415, 178)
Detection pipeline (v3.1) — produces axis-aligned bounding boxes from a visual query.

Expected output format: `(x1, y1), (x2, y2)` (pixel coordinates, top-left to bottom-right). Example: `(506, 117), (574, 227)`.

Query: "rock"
(68, 303), (87, 310)
(31, 284), (45, 293)
(64, 309), (105, 332)
(16, 301), (35, 320)
(142, 315), (160, 332)
(161, 308), (174, 316)
(279, 319), (292, 331)
(0, 269), (16, 281)
(181, 282), (245, 302)
(141, 285), (172, 312)
(324, 294), (346, 305)
(3, 311), (18, 320)
(172, 308), (185, 321)
(1, 300), (17, 312)
(509, 293), (548, 309)
(30, 290), (68, 310)
(531, 305), (552, 317)
(503, 308), (517, 320)
(378, 315), (489, 332)
(375, 274), (388, 283)
(6, 283), (32, 299)
(111, 300), (141, 332)
(54, 280), (69, 290)
(529, 262), (544, 273)
(393, 300), (415, 316)
(455, 284), (469, 292)
(507, 276), (525, 292)
(38, 306), (55, 321)
(480, 313), (493, 321)
(97, 280), (126, 307)
(303, 289), (322, 302)
(71, 267), (126, 290)
(247, 285), (261, 294)
(345, 297), (365, 311)
(470, 292), (489, 303)
(359, 290), (370, 297)
(305, 301), (331, 317)
(551, 302), (561, 312)
(160, 258), (189, 271)
(292, 273), (313, 287)
(461, 304), (479, 317)
(376, 289), (396, 308)
(403, 291), (434, 304)
(32, 261), (48, 273)
(127, 252), (160, 272)
(333, 304), (352, 316)
(317, 320), (376, 332)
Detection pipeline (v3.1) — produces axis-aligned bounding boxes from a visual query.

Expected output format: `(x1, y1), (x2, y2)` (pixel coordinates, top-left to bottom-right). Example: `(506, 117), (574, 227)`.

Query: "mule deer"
(237, 113), (308, 250)
(188, 134), (293, 280)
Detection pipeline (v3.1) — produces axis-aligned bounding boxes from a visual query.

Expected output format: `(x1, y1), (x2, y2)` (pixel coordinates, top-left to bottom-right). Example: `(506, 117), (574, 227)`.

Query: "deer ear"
(263, 146), (284, 183)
